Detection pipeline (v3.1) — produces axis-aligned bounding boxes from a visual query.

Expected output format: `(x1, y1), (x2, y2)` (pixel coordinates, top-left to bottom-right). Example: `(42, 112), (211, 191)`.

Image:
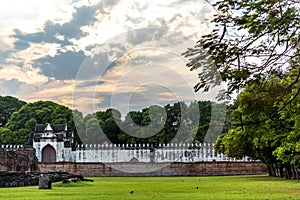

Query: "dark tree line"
(0, 96), (233, 146)
(80, 101), (232, 145)
(0, 100), (79, 144)
(0, 96), (26, 127)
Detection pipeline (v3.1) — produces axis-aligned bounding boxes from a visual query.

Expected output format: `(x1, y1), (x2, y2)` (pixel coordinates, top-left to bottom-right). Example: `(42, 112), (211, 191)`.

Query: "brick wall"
(0, 148), (38, 172)
(39, 161), (268, 177)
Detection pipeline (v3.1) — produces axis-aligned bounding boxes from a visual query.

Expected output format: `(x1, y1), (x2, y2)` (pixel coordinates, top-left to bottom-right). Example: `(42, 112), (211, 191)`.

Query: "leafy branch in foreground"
(183, 0), (300, 96)
(184, 0), (300, 179)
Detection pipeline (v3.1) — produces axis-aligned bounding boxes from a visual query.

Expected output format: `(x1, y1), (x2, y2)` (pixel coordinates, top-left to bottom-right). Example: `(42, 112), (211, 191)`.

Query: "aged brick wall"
(0, 172), (39, 187)
(0, 148), (38, 172)
(39, 161), (268, 177)
(0, 171), (85, 187)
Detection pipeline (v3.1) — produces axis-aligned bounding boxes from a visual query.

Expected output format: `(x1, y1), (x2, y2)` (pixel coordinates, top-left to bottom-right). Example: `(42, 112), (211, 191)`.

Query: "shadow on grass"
(240, 174), (300, 183)
(54, 181), (92, 188)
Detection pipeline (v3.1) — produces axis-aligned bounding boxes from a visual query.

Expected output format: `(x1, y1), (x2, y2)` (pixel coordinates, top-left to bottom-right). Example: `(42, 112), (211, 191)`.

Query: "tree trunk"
(267, 165), (273, 176)
(291, 164), (297, 180)
(296, 168), (299, 180)
(285, 164), (292, 179)
(267, 163), (277, 177)
(279, 165), (284, 178)
(272, 164), (277, 177)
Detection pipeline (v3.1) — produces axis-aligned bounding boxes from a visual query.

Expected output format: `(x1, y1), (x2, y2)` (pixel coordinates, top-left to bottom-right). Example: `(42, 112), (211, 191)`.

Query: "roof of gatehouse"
(35, 123), (67, 133)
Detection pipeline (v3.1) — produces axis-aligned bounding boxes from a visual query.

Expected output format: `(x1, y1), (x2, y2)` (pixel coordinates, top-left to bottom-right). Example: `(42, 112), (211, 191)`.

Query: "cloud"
(126, 27), (168, 46)
(0, 37), (13, 52)
(34, 50), (86, 80)
(0, 0), (74, 35)
(0, 78), (22, 95)
(9, 0), (123, 81)
(0, 0), (219, 115)
(0, 64), (48, 85)
(13, 40), (31, 51)
(12, 4), (98, 45)
(14, 79), (76, 109)
(74, 42), (219, 114)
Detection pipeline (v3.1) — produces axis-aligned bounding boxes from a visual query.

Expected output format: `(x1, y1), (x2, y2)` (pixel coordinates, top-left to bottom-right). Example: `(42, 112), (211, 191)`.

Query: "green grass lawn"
(1, 175), (300, 200)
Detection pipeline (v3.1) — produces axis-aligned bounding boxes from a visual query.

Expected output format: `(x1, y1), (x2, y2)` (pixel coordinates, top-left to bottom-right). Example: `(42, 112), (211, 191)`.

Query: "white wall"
(31, 141), (249, 163)
(33, 139), (72, 162)
(73, 143), (249, 163)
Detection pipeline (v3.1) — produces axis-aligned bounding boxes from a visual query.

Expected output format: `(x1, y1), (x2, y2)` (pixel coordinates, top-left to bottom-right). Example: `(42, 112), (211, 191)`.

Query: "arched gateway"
(42, 145), (56, 162)
(32, 123), (75, 162)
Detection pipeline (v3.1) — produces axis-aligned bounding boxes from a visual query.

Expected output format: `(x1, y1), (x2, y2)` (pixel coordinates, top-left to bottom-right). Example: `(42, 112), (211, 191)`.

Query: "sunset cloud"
(0, 0), (222, 114)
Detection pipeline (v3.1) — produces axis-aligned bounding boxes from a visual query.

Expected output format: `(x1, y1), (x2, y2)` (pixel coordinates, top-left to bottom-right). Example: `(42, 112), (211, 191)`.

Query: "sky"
(0, 0), (224, 116)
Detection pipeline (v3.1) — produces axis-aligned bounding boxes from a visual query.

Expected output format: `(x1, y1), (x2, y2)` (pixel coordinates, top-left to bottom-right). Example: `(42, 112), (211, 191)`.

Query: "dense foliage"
(184, 0), (300, 178)
(0, 100), (79, 144)
(0, 96), (232, 146)
(75, 101), (233, 145)
(215, 69), (300, 178)
(184, 0), (300, 97)
(0, 96), (26, 127)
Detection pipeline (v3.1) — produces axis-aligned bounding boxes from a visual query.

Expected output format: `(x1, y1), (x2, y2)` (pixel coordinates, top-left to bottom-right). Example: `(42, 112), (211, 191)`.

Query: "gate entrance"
(42, 145), (56, 162)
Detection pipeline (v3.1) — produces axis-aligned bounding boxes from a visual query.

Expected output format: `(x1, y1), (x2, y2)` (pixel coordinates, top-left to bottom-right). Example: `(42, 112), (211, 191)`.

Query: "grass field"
(0, 175), (300, 200)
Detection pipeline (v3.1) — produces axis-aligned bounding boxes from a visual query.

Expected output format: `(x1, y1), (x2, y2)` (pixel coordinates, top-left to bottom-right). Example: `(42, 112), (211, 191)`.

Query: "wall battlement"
(30, 123), (252, 163)
(1, 142), (251, 163)
(73, 142), (250, 163)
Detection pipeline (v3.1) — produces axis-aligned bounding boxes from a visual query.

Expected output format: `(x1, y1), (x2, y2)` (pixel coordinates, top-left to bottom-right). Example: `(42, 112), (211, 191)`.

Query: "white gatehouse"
(28, 123), (249, 163)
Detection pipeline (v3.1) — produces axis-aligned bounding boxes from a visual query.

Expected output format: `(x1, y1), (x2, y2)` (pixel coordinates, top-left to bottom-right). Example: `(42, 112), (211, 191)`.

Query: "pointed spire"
(45, 123), (53, 131)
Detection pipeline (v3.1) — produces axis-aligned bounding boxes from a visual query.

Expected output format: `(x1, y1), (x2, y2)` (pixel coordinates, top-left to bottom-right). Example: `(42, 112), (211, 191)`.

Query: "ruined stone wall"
(0, 172), (39, 187)
(0, 171), (83, 187)
(39, 161), (268, 177)
(0, 148), (39, 172)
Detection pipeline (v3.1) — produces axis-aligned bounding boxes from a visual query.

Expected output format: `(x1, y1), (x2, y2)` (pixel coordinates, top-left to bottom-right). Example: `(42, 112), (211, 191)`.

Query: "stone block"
(39, 174), (52, 189)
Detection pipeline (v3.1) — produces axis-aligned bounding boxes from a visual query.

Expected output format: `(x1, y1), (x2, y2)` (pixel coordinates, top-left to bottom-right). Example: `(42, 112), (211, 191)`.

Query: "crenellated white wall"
(2, 143), (250, 163)
(72, 143), (250, 163)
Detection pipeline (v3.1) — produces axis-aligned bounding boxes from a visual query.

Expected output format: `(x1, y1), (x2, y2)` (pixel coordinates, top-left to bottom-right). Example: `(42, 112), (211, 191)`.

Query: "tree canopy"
(0, 96), (26, 127)
(184, 0), (300, 178)
(183, 0), (300, 99)
(0, 100), (78, 144)
(0, 96), (231, 146)
(215, 70), (300, 178)
(81, 101), (231, 145)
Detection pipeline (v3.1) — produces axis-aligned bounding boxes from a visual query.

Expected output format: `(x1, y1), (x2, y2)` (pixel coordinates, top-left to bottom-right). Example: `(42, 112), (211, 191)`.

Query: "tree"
(183, 0), (300, 100)
(72, 110), (85, 143)
(87, 101), (223, 145)
(183, 0), (300, 178)
(102, 117), (121, 143)
(0, 96), (26, 127)
(214, 71), (299, 178)
(2, 101), (80, 144)
(272, 67), (300, 178)
(0, 128), (13, 144)
(85, 117), (106, 144)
